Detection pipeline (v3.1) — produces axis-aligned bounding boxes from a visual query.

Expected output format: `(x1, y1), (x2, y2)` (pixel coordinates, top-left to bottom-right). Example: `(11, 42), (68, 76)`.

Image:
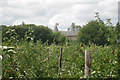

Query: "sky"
(0, 0), (119, 31)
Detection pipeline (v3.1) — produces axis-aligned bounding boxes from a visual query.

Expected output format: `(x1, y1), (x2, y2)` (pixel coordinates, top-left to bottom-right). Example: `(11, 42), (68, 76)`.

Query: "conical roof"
(53, 26), (58, 32)
(69, 23), (75, 31)
(21, 21), (25, 27)
(53, 23), (59, 32)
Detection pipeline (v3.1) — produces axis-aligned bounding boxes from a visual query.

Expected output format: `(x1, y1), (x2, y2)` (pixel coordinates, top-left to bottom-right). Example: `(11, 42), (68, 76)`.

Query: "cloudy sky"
(0, 0), (119, 31)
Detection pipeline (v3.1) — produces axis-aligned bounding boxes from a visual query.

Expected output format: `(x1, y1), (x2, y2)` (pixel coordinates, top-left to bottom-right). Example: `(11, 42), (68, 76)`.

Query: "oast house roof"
(53, 26), (58, 32)
(61, 31), (78, 37)
(53, 23), (79, 37)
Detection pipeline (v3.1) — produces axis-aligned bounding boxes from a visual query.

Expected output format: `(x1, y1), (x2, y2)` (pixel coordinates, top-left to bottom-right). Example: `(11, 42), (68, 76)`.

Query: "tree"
(105, 18), (117, 45)
(74, 25), (81, 31)
(53, 32), (66, 44)
(33, 26), (54, 43)
(77, 20), (108, 45)
(2, 24), (54, 44)
(67, 25), (81, 31)
(2, 24), (67, 44)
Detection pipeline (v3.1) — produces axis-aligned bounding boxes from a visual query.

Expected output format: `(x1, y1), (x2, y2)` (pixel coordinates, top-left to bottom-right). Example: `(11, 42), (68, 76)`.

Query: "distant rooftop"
(53, 23), (79, 40)
(53, 23), (76, 32)
(61, 31), (78, 37)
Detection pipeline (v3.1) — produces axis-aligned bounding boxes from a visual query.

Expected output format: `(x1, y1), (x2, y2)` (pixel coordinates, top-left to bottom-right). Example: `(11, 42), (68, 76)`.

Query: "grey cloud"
(1, 0), (119, 31)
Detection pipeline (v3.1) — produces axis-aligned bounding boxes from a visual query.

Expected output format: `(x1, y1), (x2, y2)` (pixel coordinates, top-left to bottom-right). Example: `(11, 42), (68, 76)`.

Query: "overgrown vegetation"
(77, 13), (120, 46)
(2, 24), (66, 44)
(1, 13), (120, 79)
(2, 40), (119, 78)
(77, 20), (108, 45)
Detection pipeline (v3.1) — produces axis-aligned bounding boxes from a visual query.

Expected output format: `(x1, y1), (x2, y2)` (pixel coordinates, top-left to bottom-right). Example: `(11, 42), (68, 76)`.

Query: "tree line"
(2, 24), (66, 45)
(2, 13), (120, 45)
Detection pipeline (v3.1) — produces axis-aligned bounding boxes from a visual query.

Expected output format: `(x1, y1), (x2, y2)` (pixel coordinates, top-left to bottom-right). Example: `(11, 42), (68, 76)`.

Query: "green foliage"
(68, 25), (81, 31)
(1, 13), (120, 78)
(77, 12), (119, 45)
(32, 25), (53, 43)
(105, 19), (117, 45)
(116, 22), (120, 76)
(74, 25), (81, 31)
(2, 24), (66, 44)
(116, 22), (120, 40)
(2, 41), (119, 78)
(53, 32), (66, 44)
(77, 20), (108, 45)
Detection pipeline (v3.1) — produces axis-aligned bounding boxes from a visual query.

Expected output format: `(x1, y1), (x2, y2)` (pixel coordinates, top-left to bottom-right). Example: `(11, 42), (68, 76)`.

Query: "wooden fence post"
(47, 48), (49, 62)
(85, 50), (91, 77)
(59, 48), (63, 71)
(46, 48), (50, 77)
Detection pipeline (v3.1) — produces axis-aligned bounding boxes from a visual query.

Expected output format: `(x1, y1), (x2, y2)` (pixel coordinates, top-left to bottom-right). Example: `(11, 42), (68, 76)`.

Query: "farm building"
(53, 23), (79, 40)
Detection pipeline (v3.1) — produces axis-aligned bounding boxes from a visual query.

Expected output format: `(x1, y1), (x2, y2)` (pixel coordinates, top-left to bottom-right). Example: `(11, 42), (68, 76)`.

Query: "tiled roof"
(61, 31), (78, 37)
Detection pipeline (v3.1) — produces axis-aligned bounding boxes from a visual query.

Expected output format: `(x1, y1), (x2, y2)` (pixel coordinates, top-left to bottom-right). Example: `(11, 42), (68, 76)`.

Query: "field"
(2, 40), (119, 79)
